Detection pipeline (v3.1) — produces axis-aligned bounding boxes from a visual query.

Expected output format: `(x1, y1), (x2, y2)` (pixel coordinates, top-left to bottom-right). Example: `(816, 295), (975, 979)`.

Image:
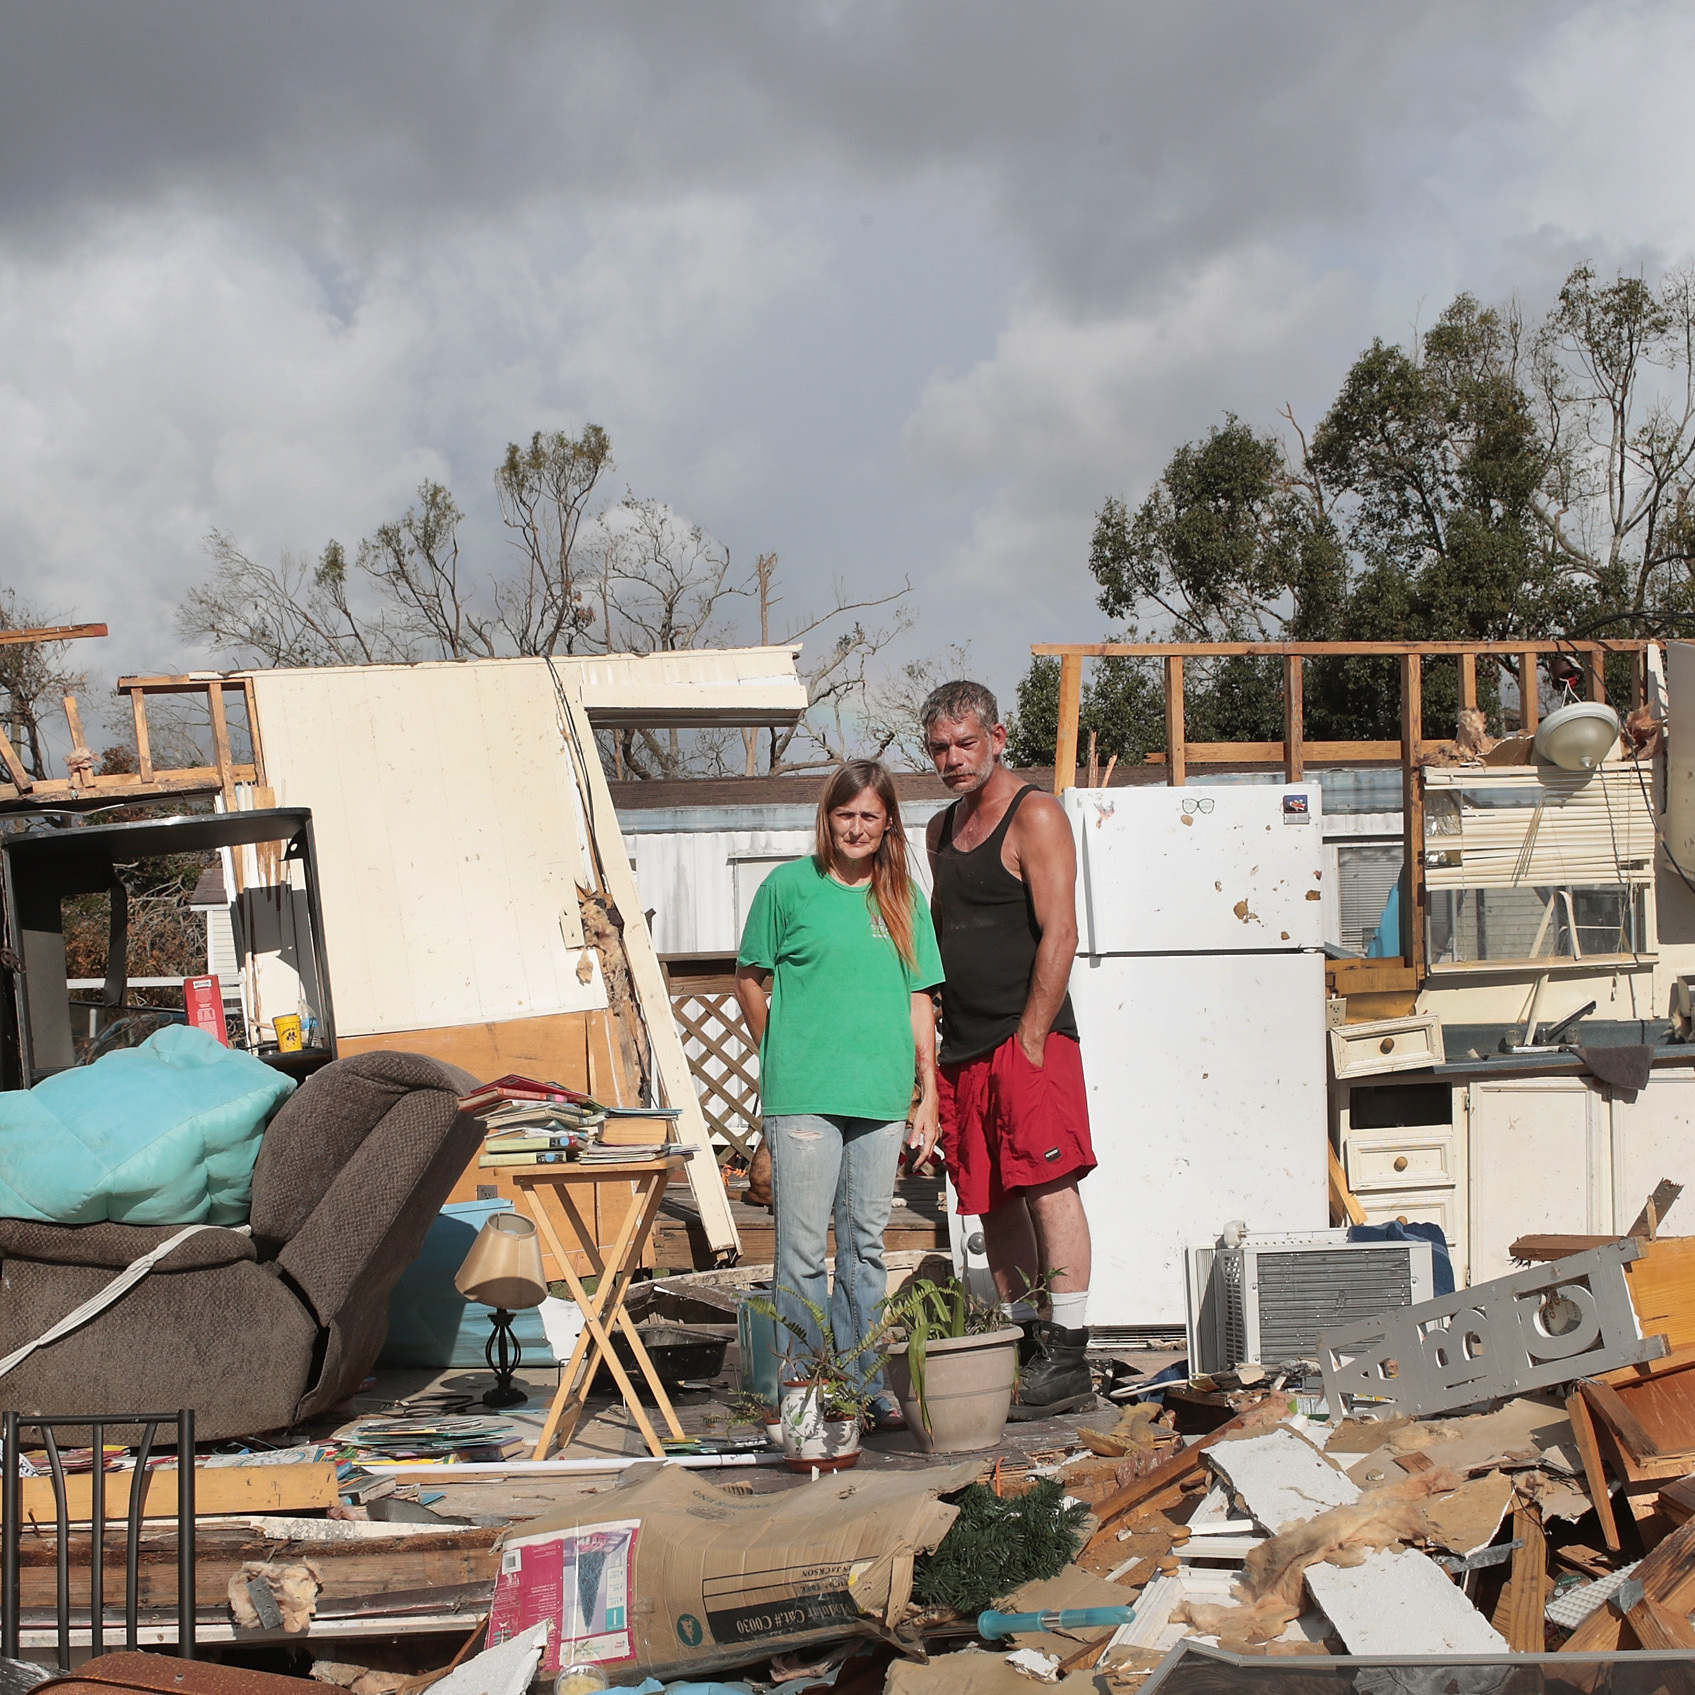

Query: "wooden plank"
(1566, 1384), (1624, 1553)
(1630, 1181), (1685, 1241)
(0, 623), (107, 646)
(243, 676), (268, 786)
(1054, 653), (1083, 794)
(1401, 653), (1424, 979)
(1587, 648), (1608, 704)
(62, 693), (91, 788)
(562, 690), (740, 1260)
(1283, 655), (1304, 782)
(1085, 1409), (1259, 1551)
(4, 1461), (340, 1525)
(1032, 639), (1654, 658)
(207, 679), (237, 808)
(1522, 650), (1541, 732)
(0, 722), (34, 791)
(1144, 740), (1411, 764)
(1164, 655), (1186, 788)
(1330, 1144), (1367, 1227)
(1327, 959), (1419, 994)
(129, 687), (154, 782)
(1496, 1503), (1549, 1652)
(1583, 1378), (1664, 1462)
(1459, 652), (1478, 713)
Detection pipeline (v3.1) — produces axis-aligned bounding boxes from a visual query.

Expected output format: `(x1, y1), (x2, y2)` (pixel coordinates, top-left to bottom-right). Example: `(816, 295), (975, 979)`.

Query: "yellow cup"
(274, 1014), (304, 1053)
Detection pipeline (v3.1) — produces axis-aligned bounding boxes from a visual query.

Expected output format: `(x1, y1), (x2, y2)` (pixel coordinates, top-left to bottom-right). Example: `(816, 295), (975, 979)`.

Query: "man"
(921, 680), (1095, 1418)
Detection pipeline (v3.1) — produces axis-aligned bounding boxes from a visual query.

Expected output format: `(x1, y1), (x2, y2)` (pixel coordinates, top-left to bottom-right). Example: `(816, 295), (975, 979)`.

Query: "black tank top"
(932, 785), (1078, 1065)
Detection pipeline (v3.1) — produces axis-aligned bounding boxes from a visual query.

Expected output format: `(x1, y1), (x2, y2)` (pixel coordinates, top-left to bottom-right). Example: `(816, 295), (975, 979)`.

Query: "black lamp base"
(482, 1307), (528, 1407)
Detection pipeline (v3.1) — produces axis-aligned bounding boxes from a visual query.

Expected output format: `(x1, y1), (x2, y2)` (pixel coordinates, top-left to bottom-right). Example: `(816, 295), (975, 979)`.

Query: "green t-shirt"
(737, 857), (945, 1121)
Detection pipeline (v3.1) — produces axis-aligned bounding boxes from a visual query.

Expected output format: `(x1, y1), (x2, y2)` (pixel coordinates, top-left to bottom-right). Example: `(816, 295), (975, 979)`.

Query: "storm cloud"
(0, 1), (1687, 698)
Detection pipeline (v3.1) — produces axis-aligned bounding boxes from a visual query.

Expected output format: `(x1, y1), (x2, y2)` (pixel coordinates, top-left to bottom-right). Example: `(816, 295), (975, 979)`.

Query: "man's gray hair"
(920, 680), (1000, 736)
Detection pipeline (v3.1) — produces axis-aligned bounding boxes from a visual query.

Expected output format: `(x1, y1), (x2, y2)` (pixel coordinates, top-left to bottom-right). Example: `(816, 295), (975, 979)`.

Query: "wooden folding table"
(510, 1156), (689, 1460)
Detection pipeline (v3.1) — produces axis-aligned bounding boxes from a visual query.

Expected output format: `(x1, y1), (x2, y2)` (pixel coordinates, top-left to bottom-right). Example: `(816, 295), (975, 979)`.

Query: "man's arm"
(1010, 794), (1079, 1068)
(733, 965), (771, 1045)
(907, 991), (940, 1161)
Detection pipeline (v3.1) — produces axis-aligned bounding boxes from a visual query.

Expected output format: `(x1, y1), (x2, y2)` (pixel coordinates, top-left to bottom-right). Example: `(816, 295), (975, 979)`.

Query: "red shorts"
(937, 1032), (1095, 1216)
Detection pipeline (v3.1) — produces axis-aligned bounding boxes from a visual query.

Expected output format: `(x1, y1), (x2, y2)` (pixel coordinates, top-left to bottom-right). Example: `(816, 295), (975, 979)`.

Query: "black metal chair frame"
(2, 1411), (195, 1670)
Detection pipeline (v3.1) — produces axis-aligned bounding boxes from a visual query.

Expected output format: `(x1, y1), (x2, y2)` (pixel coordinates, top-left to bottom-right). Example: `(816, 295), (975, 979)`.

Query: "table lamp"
(455, 1212), (549, 1408)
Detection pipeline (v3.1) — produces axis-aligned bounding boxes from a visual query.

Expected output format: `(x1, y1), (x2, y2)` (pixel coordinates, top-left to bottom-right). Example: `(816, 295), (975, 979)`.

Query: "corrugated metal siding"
(624, 827), (938, 956)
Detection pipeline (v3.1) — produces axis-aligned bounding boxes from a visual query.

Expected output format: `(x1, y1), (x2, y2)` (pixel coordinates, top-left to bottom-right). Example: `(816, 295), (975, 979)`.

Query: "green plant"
(913, 1478), (1091, 1615)
(879, 1275), (1013, 1433)
(745, 1288), (891, 1423)
(720, 1390), (778, 1430)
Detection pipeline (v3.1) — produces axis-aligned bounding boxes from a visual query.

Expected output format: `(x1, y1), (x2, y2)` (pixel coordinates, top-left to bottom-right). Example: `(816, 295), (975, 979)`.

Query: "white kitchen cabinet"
(1608, 1070), (1695, 1233)
(1466, 1077), (1609, 1282)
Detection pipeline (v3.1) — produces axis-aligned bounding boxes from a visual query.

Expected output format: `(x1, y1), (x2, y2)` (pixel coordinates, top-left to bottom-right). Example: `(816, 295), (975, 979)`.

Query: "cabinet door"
(1612, 1073), (1695, 1232)
(1468, 1078), (1607, 1282)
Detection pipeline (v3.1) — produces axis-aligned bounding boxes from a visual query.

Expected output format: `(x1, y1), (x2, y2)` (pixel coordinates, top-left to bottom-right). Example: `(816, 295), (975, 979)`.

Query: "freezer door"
(1065, 783), (1326, 953)
(1071, 951), (1329, 1327)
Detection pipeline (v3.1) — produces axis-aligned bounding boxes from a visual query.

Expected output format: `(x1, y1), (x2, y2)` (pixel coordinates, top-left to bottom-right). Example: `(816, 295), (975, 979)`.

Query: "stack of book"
(577, 1106), (689, 1165)
(458, 1073), (606, 1168)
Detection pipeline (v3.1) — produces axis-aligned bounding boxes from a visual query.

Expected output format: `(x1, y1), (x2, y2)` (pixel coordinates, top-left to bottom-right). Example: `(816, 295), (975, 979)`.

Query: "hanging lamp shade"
(455, 1211), (548, 1310)
(1534, 701), (1621, 772)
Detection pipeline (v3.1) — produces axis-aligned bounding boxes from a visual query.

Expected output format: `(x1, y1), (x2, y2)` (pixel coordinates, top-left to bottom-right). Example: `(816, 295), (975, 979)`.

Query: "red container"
(183, 974), (229, 1045)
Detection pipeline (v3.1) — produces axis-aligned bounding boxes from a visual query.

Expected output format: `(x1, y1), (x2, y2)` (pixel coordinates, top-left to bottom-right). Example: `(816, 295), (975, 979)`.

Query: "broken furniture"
(511, 1156), (690, 1459)
(1320, 1237), (1668, 1419)
(0, 1052), (481, 1439)
(452, 1212), (549, 1408)
(2, 1411), (195, 1667)
(0, 809), (335, 1088)
(1569, 1344), (1695, 1551)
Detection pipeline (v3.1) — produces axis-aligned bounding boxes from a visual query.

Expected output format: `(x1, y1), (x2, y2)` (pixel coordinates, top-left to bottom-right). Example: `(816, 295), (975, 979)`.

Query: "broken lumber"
(2, 1462), (340, 1525)
(1561, 1520), (1695, 1652)
(1493, 1503), (1549, 1652)
(1084, 1407), (1261, 1552)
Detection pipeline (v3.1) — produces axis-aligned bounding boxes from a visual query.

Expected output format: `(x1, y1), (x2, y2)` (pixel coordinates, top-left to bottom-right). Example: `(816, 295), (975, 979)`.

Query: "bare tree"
(358, 481), (497, 659)
(494, 425), (612, 654)
(1533, 265), (1695, 614)
(599, 496), (751, 653)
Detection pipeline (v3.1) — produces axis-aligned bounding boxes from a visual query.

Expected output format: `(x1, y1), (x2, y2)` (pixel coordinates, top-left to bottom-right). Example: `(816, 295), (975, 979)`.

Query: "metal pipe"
(43, 1429), (68, 1671)
(3, 1412), (20, 1661)
(126, 1421), (157, 1653)
(176, 1411), (195, 1659)
(357, 1452), (787, 1478)
(90, 1421), (104, 1658)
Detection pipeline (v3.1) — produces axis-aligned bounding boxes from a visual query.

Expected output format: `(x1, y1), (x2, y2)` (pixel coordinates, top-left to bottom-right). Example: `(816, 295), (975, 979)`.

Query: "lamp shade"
(454, 1212), (548, 1310)
(1535, 700), (1621, 772)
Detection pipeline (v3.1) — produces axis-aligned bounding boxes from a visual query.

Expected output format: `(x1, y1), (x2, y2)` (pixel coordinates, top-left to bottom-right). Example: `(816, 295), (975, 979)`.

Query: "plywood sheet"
(249, 663), (607, 1038)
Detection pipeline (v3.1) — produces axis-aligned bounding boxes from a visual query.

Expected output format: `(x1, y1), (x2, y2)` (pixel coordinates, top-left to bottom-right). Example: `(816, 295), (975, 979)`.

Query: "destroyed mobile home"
(8, 634), (1695, 1691)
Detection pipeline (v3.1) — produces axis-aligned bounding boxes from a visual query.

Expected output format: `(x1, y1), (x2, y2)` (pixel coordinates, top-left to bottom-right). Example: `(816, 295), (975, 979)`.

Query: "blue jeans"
(766, 1113), (905, 1401)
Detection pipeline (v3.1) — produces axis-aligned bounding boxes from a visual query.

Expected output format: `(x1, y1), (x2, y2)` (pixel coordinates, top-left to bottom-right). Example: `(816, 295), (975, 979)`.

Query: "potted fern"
(745, 1290), (890, 1472)
(880, 1276), (1020, 1453)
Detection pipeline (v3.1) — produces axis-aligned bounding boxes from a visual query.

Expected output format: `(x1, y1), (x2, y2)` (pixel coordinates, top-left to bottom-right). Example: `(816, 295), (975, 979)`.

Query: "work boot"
(1007, 1320), (1094, 1420)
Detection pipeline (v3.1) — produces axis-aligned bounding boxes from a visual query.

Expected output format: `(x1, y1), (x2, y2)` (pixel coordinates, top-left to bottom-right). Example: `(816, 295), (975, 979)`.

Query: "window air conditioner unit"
(1186, 1229), (1436, 1375)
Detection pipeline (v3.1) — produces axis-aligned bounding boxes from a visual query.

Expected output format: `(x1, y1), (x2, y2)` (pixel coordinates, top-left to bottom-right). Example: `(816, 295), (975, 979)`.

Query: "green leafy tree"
(1015, 268), (1695, 761)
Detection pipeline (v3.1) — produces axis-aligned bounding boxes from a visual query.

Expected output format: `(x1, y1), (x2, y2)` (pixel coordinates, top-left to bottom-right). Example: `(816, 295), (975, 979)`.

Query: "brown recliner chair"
(0, 1051), (482, 1439)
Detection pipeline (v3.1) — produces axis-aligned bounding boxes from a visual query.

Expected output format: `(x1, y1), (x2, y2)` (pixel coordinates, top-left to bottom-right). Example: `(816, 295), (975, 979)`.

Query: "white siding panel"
(249, 665), (608, 1037)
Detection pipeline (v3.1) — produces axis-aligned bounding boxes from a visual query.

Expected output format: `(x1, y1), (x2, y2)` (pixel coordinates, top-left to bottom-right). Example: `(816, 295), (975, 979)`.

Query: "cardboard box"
(488, 1459), (977, 1681)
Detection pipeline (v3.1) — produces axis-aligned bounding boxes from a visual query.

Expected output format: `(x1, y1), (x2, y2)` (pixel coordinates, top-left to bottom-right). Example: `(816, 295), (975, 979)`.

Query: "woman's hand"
(906, 1092), (941, 1166)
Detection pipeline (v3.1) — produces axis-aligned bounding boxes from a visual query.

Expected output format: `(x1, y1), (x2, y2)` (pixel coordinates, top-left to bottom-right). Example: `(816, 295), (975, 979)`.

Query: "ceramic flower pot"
(885, 1328), (1019, 1453)
(778, 1383), (862, 1472)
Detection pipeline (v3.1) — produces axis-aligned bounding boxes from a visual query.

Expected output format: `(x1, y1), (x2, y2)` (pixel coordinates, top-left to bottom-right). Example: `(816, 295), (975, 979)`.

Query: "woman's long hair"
(814, 759), (918, 969)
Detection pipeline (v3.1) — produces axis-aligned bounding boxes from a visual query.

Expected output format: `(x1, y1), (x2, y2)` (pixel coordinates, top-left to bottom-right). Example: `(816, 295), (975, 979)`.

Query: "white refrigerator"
(1061, 783), (1331, 1329)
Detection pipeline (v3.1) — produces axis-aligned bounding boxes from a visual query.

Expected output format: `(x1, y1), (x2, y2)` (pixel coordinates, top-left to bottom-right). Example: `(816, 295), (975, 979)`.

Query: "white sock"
(1049, 1290), (1089, 1331)
(1001, 1299), (1039, 1325)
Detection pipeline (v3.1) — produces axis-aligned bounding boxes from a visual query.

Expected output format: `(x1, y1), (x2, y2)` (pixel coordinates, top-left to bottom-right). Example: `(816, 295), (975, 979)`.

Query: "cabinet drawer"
(1329, 1014), (1445, 1080)
(1359, 1192), (1455, 1240)
(1346, 1136), (1454, 1192)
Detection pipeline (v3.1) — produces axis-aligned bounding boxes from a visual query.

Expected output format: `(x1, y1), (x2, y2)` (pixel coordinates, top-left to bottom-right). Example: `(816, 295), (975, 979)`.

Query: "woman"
(734, 759), (945, 1431)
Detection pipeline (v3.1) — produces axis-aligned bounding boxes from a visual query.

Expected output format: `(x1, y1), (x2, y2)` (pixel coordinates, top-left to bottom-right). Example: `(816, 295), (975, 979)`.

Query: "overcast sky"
(3, 1), (1692, 721)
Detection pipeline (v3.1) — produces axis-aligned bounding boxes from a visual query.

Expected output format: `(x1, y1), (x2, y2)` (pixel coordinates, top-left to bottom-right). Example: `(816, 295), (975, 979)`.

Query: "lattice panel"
(670, 990), (762, 1164)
